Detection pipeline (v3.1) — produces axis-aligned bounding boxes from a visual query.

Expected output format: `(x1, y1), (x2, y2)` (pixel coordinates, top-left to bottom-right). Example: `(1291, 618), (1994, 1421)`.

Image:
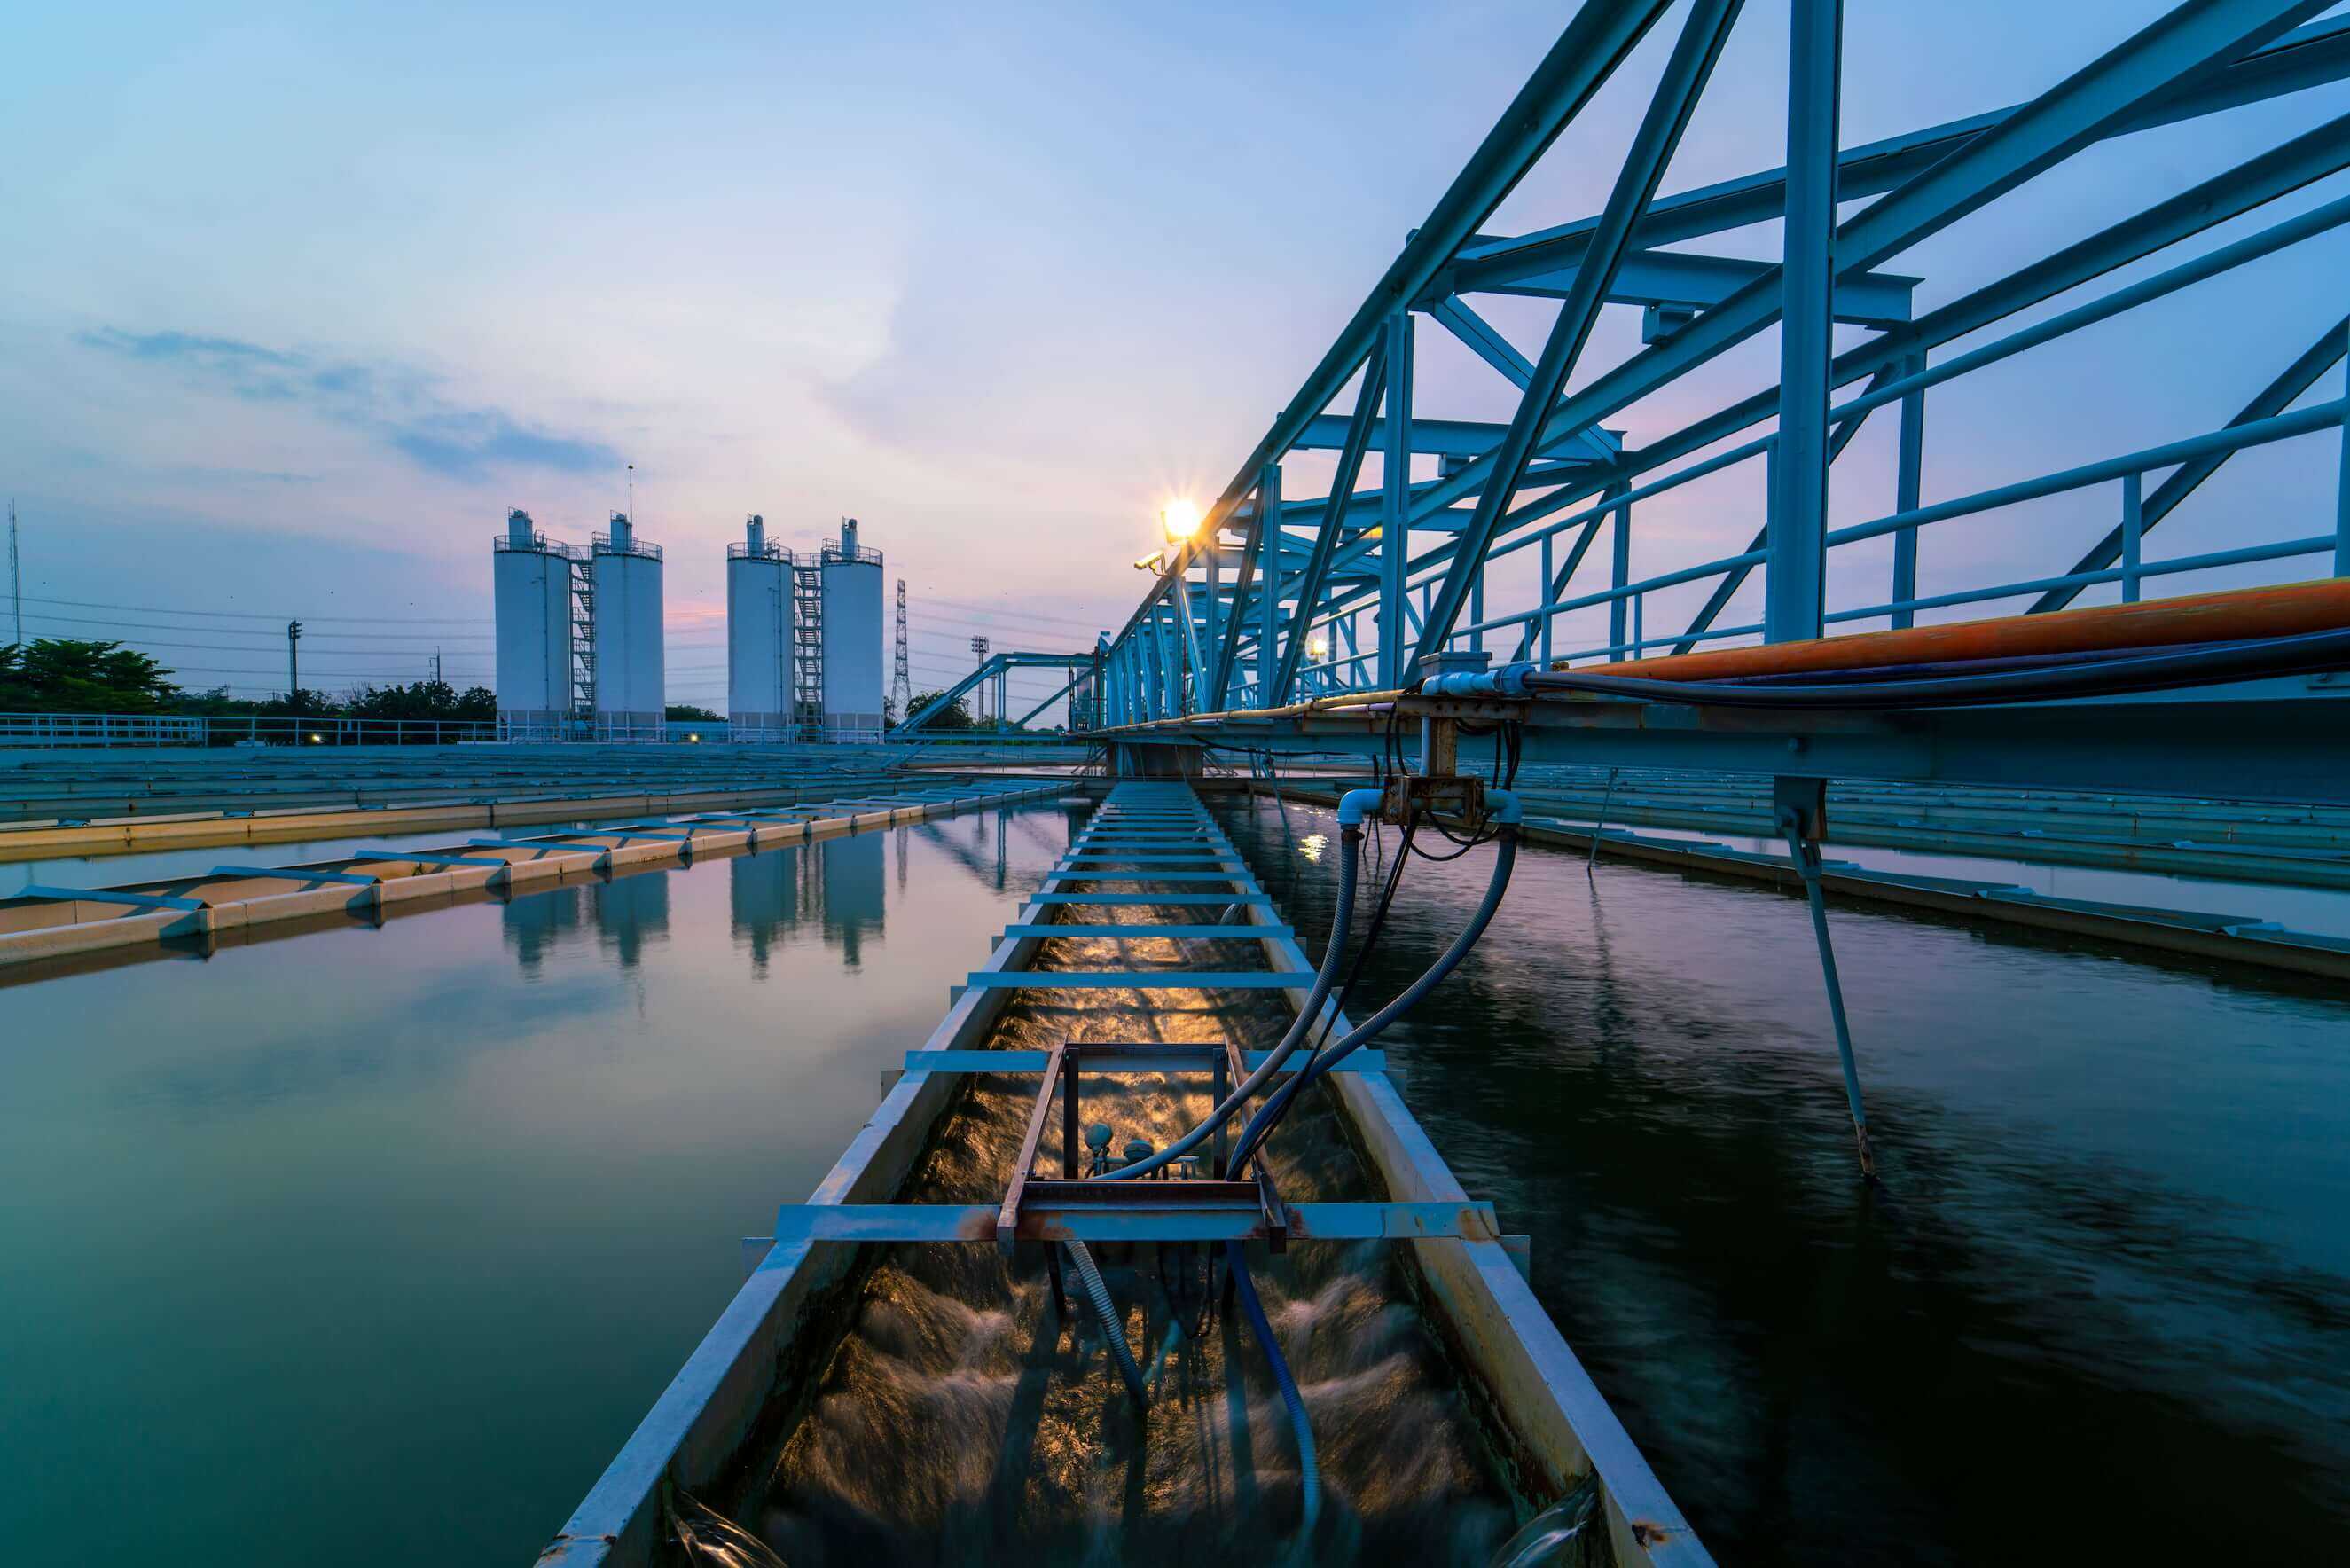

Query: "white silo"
(493, 508), (576, 741)
(591, 511), (665, 742)
(725, 514), (793, 742)
(820, 517), (884, 742)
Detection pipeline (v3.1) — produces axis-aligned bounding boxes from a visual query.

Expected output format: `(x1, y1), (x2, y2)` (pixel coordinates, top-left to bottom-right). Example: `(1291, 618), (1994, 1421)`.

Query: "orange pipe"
(1568, 578), (2350, 683)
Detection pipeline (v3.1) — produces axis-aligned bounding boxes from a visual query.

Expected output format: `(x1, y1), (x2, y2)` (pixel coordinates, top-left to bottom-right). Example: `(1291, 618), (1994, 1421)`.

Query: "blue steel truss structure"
(1093, 1), (2350, 804)
(895, 648), (1102, 736)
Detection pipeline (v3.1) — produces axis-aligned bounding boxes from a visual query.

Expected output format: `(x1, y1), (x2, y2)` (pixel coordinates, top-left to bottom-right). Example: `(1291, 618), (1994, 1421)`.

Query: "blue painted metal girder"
(768, 1199), (1499, 1245)
(904, 1048), (1384, 1074)
(353, 850), (513, 870)
(999, 923), (1289, 938)
(207, 864), (380, 886)
(1031, 893), (1273, 906)
(1112, 0), (1680, 660)
(1044, 873), (1257, 884)
(12, 882), (204, 912)
(1414, 0), (1744, 663)
(963, 970), (1307, 990)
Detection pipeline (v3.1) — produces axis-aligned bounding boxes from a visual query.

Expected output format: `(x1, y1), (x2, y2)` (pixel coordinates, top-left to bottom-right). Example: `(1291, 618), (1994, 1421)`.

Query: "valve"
(1377, 773), (1488, 829)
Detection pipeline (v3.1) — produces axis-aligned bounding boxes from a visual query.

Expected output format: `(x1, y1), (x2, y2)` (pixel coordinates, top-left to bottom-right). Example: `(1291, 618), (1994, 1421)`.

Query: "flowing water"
(697, 902), (1518, 1566)
(4, 787), (2346, 1565)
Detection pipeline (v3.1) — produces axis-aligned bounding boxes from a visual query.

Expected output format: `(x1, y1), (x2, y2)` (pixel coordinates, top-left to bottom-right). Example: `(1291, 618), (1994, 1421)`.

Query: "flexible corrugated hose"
(1061, 1239), (1148, 1408)
(1226, 1241), (1320, 1539)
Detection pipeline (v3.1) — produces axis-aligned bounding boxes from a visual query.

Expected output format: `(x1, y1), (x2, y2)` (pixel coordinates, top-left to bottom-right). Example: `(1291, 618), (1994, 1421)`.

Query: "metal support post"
(2121, 470), (2144, 603)
(1608, 483), (1631, 659)
(1775, 776), (1876, 1180)
(1766, 0), (1841, 647)
(1164, 608), (1184, 716)
(1381, 310), (1414, 686)
(1587, 766), (1618, 873)
(1258, 463), (1281, 705)
(1892, 349), (1924, 628)
(1469, 556), (1485, 656)
(2338, 340), (2350, 576)
(1539, 532), (1555, 663)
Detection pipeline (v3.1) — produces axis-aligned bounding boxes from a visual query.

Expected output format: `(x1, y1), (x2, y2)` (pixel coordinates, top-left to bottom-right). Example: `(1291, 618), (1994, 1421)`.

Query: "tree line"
(0, 637), (496, 721)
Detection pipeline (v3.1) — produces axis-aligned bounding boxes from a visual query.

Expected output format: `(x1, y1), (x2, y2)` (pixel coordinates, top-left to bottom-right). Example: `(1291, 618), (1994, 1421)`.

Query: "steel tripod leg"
(1587, 766), (1619, 874)
(1779, 801), (1876, 1181)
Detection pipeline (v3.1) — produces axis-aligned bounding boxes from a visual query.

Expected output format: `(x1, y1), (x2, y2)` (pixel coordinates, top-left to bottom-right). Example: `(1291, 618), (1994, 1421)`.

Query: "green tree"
(664, 703), (721, 722)
(342, 680), (500, 733)
(0, 639), (183, 713)
(897, 688), (974, 731)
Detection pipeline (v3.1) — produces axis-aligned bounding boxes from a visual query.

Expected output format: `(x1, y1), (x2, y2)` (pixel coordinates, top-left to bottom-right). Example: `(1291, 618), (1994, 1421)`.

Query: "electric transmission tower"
(891, 578), (911, 723)
(6, 499), (20, 650)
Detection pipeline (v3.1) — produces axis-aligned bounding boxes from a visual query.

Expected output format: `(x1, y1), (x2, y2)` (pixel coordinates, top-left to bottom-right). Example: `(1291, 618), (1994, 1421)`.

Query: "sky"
(4, 1), (2347, 710)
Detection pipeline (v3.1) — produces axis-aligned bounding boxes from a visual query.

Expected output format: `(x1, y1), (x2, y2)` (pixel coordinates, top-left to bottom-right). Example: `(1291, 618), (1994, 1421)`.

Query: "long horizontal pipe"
(1569, 579), (2350, 683)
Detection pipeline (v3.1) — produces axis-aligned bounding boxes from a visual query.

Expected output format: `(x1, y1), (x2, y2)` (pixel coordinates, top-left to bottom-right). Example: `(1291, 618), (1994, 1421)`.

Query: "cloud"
(77, 326), (617, 482)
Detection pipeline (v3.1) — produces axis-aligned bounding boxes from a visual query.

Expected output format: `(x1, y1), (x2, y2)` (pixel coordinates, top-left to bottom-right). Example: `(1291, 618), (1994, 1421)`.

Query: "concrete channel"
(0, 781), (1062, 974)
(544, 780), (1704, 1568)
(1270, 784), (2350, 983)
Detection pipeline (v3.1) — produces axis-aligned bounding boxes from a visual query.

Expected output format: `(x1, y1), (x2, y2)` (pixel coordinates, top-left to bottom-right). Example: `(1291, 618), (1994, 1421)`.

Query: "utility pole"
(431, 647), (443, 686)
(890, 578), (911, 724)
(6, 499), (20, 649)
(969, 634), (990, 725)
(286, 620), (302, 706)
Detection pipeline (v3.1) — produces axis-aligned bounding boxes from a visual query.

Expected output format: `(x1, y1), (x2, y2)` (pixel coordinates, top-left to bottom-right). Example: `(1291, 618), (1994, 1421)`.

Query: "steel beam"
(1414, 0), (1746, 663)
(1272, 335), (1387, 703)
(1767, 0), (1841, 647)
(1109, 0), (1677, 655)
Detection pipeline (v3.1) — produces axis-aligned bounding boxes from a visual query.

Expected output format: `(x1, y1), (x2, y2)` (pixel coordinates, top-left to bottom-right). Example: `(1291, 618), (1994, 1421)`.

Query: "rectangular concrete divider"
(539, 781), (1711, 1568)
(0, 782), (1066, 974)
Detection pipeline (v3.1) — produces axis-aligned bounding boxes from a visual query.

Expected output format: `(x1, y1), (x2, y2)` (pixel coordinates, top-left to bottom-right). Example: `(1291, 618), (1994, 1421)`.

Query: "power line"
(19, 593), (490, 625)
(920, 593), (1113, 632)
(17, 609), (491, 641)
(12, 631), (491, 661)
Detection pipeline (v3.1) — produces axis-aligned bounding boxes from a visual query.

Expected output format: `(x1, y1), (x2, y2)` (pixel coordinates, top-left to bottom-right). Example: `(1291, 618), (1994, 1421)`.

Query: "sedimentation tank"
(820, 518), (884, 742)
(591, 512), (665, 743)
(725, 514), (793, 743)
(491, 508), (577, 741)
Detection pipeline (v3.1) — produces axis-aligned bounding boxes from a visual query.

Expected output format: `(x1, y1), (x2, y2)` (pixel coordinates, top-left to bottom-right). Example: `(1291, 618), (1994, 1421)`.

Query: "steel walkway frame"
(1085, 1), (2350, 804)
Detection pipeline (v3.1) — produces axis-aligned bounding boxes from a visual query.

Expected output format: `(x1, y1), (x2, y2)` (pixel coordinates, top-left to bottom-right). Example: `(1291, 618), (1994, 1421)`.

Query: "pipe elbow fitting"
(1484, 788), (1524, 826)
(1336, 788), (1384, 827)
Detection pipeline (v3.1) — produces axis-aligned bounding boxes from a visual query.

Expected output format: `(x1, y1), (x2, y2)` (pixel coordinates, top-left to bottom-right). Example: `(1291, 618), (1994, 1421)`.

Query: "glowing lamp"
(1160, 498), (1202, 544)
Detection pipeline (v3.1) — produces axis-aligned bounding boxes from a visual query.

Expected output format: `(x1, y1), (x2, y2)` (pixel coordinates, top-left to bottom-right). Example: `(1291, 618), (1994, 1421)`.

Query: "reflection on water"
(0, 809), (1070, 1568)
(595, 872), (671, 968)
(503, 878), (586, 971)
(1214, 796), (2350, 1564)
(730, 849), (801, 976)
(823, 832), (887, 966)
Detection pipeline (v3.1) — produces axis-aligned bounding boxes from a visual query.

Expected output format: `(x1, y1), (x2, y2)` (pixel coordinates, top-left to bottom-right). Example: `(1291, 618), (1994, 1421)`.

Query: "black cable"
(1521, 625), (2350, 710)
(1315, 812), (1416, 1050)
(1408, 827), (1497, 861)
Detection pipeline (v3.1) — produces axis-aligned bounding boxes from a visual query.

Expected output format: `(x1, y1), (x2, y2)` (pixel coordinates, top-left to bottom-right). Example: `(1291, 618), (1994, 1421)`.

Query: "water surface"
(0, 804), (1080, 1568)
(1213, 793), (2350, 1564)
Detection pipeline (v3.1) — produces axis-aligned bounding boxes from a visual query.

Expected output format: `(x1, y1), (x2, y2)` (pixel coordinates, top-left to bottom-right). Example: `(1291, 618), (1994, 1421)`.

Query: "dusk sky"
(5, 2), (2346, 707)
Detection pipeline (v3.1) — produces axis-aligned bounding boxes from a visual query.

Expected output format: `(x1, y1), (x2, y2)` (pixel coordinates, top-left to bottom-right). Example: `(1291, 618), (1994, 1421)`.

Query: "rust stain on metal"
(1632, 1520), (1673, 1546)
